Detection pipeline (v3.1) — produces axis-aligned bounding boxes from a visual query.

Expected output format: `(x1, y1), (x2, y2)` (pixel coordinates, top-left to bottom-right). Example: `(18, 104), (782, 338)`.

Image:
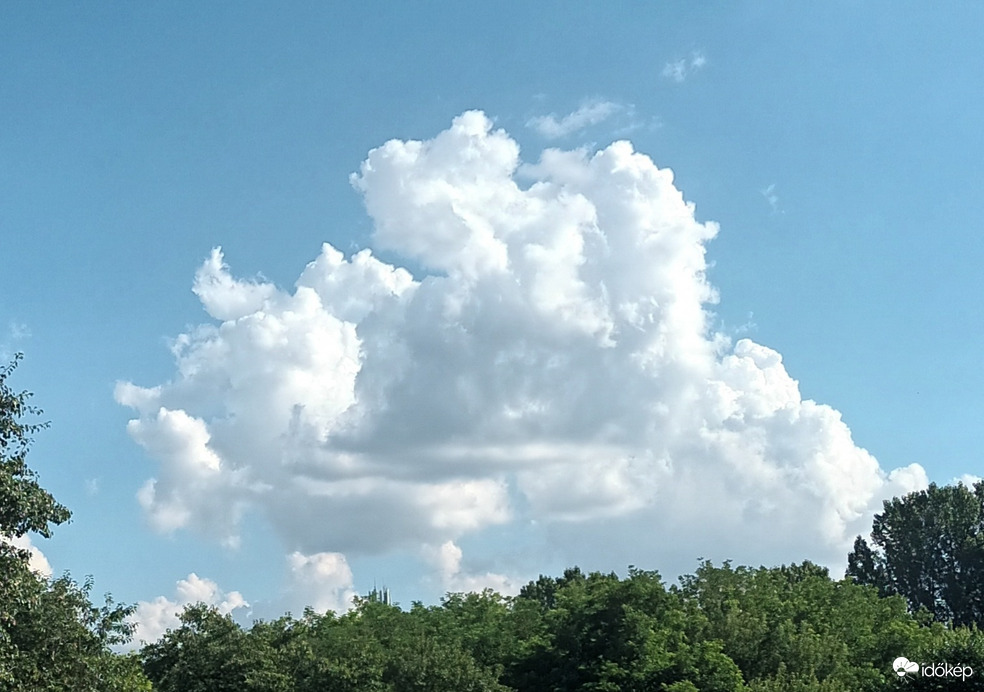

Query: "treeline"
(140, 562), (984, 692)
(4, 354), (984, 691)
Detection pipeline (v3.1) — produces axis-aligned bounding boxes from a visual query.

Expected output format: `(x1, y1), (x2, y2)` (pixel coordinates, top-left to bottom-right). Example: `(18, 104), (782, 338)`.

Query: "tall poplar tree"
(848, 481), (984, 627)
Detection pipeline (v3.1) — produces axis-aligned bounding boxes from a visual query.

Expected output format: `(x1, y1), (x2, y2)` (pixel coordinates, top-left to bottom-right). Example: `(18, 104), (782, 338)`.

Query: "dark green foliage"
(0, 355), (149, 691)
(143, 598), (512, 692)
(848, 481), (984, 627)
(677, 560), (924, 691)
(141, 605), (293, 692)
(0, 354), (70, 540)
(901, 624), (984, 691)
(0, 567), (145, 691)
(509, 567), (744, 691)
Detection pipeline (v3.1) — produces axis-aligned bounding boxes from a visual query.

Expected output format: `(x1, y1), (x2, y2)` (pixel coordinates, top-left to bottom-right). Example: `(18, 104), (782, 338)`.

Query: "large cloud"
(117, 111), (926, 596)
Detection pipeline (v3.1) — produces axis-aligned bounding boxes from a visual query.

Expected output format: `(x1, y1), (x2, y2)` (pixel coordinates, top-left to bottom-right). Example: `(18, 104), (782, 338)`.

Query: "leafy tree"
(848, 482), (984, 626)
(677, 560), (923, 692)
(434, 590), (517, 674)
(286, 607), (390, 692)
(904, 623), (984, 691)
(0, 354), (70, 541)
(141, 604), (292, 692)
(0, 354), (148, 691)
(510, 567), (744, 692)
(356, 597), (510, 692)
(145, 597), (513, 692)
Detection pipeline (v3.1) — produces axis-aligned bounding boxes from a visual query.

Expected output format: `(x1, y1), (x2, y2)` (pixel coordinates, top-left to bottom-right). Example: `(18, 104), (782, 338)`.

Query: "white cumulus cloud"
(424, 540), (519, 595)
(284, 551), (357, 615)
(129, 552), (357, 647)
(118, 111), (927, 599)
(130, 573), (248, 646)
(4, 534), (52, 578)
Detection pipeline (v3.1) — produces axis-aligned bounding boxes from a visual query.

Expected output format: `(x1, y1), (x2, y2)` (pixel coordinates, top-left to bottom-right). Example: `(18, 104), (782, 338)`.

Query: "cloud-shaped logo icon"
(894, 657), (919, 677)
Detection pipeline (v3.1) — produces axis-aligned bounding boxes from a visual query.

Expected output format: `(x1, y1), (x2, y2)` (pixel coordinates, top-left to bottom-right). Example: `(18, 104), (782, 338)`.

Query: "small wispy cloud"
(733, 312), (758, 336)
(527, 100), (623, 139)
(662, 51), (707, 83)
(761, 183), (782, 214)
(0, 322), (31, 361)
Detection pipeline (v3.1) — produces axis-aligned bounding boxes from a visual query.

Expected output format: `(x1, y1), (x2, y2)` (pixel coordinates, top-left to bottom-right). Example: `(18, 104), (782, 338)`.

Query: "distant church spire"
(367, 582), (391, 605)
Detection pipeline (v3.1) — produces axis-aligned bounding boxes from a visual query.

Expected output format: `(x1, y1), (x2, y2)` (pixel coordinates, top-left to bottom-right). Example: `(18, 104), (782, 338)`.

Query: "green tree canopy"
(0, 354), (149, 691)
(509, 567), (745, 692)
(847, 481), (984, 627)
(133, 558), (984, 692)
(677, 560), (922, 691)
(0, 354), (69, 540)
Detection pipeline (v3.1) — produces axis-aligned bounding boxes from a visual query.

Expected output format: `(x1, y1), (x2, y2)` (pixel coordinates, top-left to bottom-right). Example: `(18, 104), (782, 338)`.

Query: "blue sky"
(3, 2), (983, 641)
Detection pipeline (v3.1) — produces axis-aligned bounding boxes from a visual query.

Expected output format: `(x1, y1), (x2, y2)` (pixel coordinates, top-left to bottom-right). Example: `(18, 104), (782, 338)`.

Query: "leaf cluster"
(0, 354), (70, 539)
